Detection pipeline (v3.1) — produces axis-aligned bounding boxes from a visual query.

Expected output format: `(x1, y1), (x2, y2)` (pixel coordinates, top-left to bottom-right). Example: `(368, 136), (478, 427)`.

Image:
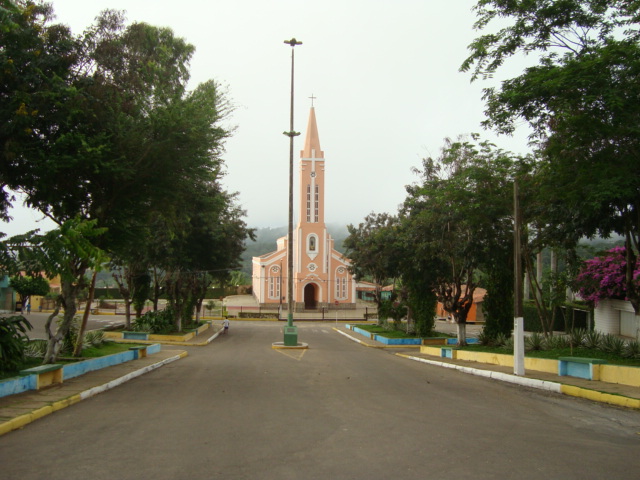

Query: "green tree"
(403, 137), (517, 345)
(344, 213), (403, 311)
(145, 181), (251, 331)
(0, 0), (76, 223)
(3, 6), (247, 335)
(462, 0), (640, 313)
(9, 274), (49, 311)
(9, 219), (107, 363)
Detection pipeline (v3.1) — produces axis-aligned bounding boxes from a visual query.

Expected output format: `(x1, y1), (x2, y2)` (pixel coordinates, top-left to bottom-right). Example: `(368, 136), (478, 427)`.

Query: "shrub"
(624, 340), (640, 359)
(525, 332), (545, 351)
(545, 334), (569, 350)
(574, 246), (640, 307)
(583, 330), (602, 350)
(568, 328), (586, 348)
(0, 315), (33, 372)
(24, 339), (48, 358)
(477, 330), (493, 346)
(84, 330), (105, 347)
(600, 333), (626, 356)
(494, 332), (509, 347)
(132, 308), (175, 334)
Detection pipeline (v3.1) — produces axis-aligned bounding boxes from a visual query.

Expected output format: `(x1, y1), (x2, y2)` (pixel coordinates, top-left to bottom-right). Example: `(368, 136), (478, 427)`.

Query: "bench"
(129, 346), (148, 359)
(20, 364), (64, 389)
(558, 357), (607, 381)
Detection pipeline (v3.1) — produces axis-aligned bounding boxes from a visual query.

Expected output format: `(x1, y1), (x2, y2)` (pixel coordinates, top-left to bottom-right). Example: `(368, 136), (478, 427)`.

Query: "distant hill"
(240, 223), (350, 275)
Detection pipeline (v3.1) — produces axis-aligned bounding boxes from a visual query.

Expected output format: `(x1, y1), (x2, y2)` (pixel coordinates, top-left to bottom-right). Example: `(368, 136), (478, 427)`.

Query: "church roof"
(300, 107), (324, 158)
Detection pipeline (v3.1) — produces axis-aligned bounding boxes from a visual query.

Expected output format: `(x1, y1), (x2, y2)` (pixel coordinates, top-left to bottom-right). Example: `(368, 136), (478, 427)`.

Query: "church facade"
(252, 106), (356, 311)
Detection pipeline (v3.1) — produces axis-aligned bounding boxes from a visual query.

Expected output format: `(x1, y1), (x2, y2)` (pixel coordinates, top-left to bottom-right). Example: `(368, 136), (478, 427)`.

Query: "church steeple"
(300, 107), (324, 159)
(298, 105), (325, 227)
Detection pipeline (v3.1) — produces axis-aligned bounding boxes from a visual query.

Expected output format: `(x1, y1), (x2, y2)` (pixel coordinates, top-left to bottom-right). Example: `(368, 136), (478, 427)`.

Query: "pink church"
(252, 106), (356, 311)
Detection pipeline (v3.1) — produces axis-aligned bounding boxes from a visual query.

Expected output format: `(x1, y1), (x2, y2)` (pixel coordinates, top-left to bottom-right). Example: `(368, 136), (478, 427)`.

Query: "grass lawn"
(79, 341), (145, 358)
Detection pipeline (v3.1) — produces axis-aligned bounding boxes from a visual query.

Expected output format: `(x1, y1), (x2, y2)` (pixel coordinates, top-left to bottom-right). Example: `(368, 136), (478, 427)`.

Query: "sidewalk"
(0, 324), (226, 437)
(0, 348), (188, 436)
(334, 325), (640, 410)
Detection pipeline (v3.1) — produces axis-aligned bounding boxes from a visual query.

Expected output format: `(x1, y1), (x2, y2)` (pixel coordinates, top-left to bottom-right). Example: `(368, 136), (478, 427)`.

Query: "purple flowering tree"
(575, 247), (640, 308)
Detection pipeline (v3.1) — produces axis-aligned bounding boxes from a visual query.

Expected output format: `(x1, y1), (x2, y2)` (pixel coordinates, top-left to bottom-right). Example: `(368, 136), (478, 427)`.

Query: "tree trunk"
(73, 270), (97, 357)
(525, 253), (552, 337)
(113, 270), (132, 328)
(124, 298), (132, 329)
(44, 278), (79, 364)
(456, 320), (467, 347)
(536, 251), (543, 304)
(195, 298), (203, 323)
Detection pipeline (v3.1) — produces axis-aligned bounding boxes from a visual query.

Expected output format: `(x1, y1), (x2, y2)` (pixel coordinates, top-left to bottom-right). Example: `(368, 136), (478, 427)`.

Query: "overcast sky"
(3, 0), (533, 237)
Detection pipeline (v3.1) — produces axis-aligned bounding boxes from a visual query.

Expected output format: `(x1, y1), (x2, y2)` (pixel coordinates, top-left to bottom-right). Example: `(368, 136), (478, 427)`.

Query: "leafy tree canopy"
(462, 0), (640, 313)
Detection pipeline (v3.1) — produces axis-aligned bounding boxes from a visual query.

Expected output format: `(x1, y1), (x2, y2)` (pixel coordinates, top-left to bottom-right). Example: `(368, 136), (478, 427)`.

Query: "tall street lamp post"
(282, 38), (302, 346)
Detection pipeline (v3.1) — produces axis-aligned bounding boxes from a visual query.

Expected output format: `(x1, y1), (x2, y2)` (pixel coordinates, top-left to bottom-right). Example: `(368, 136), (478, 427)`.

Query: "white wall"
(594, 299), (638, 338)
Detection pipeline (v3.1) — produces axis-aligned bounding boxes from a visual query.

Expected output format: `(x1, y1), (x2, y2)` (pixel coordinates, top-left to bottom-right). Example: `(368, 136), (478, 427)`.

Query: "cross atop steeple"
(309, 94), (316, 107)
(300, 105), (323, 159)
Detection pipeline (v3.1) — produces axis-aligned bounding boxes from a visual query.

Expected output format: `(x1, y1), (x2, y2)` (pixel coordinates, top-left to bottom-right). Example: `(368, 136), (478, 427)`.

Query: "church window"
(268, 266), (281, 299)
(307, 234), (319, 256)
(306, 185), (311, 222)
(314, 185), (319, 222)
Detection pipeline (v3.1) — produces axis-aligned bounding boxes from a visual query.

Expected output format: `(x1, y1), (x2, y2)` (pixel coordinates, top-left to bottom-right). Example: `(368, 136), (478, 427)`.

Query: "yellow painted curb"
(272, 343), (309, 350)
(560, 385), (640, 409)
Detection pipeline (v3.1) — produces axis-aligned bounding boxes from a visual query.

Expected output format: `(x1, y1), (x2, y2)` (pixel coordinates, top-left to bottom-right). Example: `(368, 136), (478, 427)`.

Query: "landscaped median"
(419, 345), (640, 388)
(0, 344), (163, 399)
(103, 321), (214, 344)
(344, 324), (478, 347)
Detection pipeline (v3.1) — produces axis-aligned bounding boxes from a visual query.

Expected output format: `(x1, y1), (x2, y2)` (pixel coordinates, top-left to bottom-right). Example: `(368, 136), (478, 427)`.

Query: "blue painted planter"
(446, 338), (479, 345)
(0, 375), (37, 398)
(63, 351), (136, 379)
(351, 326), (374, 339)
(373, 335), (422, 345)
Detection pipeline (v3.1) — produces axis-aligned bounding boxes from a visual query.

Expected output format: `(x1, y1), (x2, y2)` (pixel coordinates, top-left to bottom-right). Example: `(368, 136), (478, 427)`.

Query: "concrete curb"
(0, 352), (188, 437)
(78, 352), (188, 400)
(334, 328), (384, 348)
(396, 354), (562, 393)
(396, 353), (640, 410)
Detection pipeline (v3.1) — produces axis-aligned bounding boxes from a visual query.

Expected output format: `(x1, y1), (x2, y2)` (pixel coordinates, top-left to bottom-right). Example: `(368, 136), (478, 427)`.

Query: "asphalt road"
(1, 321), (639, 480)
(20, 312), (125, 339)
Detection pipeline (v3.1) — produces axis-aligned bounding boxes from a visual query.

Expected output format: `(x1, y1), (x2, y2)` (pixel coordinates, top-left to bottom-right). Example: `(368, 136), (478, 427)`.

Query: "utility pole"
(282, 38), (302, 346)
(514, 179), (525, 376)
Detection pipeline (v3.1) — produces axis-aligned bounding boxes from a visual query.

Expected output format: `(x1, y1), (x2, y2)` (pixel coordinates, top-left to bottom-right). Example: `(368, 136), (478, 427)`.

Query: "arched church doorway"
(304, 283), (317, 310)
